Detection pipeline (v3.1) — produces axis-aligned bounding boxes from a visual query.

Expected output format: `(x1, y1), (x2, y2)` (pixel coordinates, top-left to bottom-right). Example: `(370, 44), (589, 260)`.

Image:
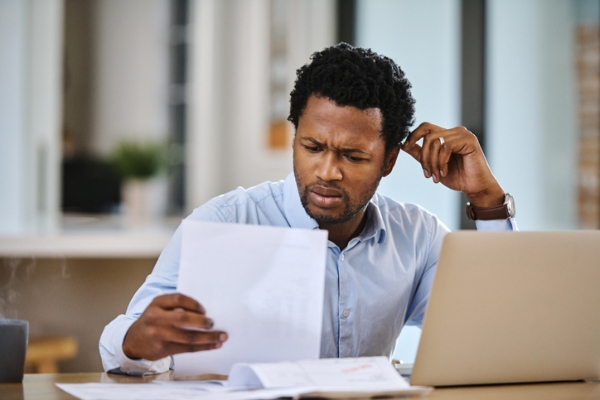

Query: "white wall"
(0, 0), (29, 234)
(356, 0), (462, 231)
(486, 0), (578, 230)
(288, 0), (337, 75)
(89, 0), (170, 156)
(0, 0), (63, 235)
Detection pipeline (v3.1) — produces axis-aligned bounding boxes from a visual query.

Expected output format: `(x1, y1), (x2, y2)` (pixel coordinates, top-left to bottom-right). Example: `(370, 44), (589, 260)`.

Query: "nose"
(315, 152), (342, 182)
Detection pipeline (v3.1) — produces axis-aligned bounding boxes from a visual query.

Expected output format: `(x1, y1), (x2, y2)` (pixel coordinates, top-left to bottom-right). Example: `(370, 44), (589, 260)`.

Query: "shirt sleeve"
(99, 316), (172, 375)
(405, 216), (518, 328)
(99, 204), (228, 375)
(404, 212), (450, 327)
(475, 217), (518, 231)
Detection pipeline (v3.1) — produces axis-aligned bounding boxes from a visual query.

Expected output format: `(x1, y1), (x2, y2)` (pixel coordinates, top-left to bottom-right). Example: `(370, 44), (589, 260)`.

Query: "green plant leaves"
(111, 141), (168, 180)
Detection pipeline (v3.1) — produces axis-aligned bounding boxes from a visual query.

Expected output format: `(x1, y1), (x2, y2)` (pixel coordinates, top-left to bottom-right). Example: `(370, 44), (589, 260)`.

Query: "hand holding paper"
(123, 293), (228, 361)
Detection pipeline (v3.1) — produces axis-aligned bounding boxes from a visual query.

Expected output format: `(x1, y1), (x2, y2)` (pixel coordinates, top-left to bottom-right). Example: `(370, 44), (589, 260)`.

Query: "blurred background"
(0, 0), (598, 372)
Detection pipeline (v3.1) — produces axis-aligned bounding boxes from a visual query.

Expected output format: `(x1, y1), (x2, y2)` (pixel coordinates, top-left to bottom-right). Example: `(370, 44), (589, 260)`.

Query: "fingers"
(404, 130), (445, 182)
(403, 122), (445, 182)
(167, 327), (228, 347)
(401, 140), (422, 163)
(421, 134), (445, 182)
(152, 293), (205, 313)
(146, 295), (216, 332)
(438, 142), (452, 178)
(123, 293), (227, 360)
(146, 307), (214, 331)
(139, 330), (228, 361)
(427, 135), (454, 182)
(148, 324), (228, 360)
(403, 122), (445, 150)
(430, 139), (442, 182)
(402, 123), (477, 183)
(402, 140), (444, 182)
(163, 342), (224, 357)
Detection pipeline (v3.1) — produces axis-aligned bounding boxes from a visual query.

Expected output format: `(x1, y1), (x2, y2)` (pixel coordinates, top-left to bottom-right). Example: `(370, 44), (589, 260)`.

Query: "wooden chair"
(25, 336), (78, 373)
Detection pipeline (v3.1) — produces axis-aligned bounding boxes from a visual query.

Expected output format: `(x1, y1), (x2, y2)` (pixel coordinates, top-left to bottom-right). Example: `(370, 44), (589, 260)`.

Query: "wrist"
(466, 192), (515, 221)
(466, 184), (505, 208)
(122, 328), (142, 360)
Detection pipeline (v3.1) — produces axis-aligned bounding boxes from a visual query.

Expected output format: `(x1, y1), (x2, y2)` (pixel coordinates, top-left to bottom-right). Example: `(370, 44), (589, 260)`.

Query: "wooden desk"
(1, 373), (600, 399)
(1, 373), (169, 400)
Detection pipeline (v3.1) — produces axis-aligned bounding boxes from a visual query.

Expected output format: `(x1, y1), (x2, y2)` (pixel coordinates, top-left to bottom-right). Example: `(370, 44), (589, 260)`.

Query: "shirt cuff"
(114, 337), (172, 376)
(102, 317), (171, 376)
(475, 217), (518, 231)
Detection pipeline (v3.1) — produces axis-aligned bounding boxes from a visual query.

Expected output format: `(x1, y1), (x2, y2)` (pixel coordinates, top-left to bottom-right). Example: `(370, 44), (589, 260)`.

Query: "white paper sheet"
(229, 356), (409, 390)
(58, 382), (430, 400)
(56, 383), (310, 400)
(224, 357), (432, 397)
(174, 220), (328, 376)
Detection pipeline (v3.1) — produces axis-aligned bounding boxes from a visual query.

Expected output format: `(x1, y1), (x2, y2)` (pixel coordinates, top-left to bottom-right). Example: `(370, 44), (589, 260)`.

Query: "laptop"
(410, 231), (600, 386)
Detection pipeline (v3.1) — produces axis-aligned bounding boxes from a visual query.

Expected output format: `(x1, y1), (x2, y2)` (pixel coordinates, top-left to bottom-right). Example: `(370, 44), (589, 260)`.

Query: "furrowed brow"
(301, 137), (323, 146)
(301, 137), (371, 156)
(335, 146), (371, 156)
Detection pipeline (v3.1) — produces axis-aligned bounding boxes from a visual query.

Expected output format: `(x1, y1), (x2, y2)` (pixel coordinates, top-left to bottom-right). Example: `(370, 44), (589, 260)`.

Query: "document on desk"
(57, 357), (432, 399)
(174, 220), (329, 377)
(225, 356), (433, 397)
(151, 357), (430, 399)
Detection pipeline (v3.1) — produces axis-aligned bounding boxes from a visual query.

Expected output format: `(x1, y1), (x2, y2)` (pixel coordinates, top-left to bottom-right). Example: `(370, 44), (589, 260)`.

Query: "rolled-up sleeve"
(99, 315), (172, 375)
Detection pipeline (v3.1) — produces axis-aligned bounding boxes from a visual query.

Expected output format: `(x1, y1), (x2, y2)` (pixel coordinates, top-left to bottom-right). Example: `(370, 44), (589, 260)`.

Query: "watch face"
(506, 193), (515, 217)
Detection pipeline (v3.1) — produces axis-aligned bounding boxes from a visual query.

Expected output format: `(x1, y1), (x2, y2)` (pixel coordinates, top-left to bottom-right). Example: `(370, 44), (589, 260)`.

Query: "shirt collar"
(283, 172), (387, 243)
(361, 201), (387, 244)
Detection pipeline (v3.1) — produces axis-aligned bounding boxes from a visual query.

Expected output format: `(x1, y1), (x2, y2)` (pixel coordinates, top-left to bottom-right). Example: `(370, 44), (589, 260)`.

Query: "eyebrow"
(301, 137), (371, 156)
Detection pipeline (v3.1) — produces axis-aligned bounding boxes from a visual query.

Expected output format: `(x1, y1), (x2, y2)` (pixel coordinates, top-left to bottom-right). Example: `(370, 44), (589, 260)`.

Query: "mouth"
(308, 185), (344, 208)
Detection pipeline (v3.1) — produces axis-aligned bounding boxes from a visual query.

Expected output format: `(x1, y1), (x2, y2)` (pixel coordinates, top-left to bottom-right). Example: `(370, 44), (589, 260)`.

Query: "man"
(100, 43), (516, 375)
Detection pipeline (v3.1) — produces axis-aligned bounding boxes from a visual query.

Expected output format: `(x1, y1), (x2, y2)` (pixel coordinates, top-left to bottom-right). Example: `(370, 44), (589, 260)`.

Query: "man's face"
(293, 95), (398, 226)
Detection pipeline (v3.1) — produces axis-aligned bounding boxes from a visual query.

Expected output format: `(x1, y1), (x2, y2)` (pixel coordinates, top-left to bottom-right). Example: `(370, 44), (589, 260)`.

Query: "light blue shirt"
(100, 173), (515, 374)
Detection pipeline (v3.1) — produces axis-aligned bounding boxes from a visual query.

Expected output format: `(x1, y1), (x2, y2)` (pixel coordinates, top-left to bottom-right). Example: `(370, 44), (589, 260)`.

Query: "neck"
(319, 209), (368, 250)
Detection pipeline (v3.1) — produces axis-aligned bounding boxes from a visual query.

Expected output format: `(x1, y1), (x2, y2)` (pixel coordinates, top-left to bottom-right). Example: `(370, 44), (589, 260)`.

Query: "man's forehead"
(306, 95), (382, 117)
(300, 96), (383, 131)
(361, 106), (383, 120)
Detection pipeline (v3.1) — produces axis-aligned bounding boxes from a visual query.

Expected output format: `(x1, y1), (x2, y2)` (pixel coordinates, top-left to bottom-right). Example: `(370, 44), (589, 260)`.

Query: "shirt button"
(340, 254), (345, 261)
(342, 309), (350, 317)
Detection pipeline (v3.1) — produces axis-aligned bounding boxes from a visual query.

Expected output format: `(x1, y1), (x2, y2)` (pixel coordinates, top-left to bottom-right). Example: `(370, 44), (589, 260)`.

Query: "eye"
(344, 154), (366, 162)
(303, 145), (321, 153)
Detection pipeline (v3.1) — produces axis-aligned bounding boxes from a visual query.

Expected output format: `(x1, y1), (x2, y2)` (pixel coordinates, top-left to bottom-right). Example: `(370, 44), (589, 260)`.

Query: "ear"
(382, 145), (400, 177)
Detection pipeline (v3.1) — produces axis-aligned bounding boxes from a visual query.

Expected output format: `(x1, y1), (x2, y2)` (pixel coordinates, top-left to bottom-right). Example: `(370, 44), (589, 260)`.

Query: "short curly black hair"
(288, 43), (415, 154)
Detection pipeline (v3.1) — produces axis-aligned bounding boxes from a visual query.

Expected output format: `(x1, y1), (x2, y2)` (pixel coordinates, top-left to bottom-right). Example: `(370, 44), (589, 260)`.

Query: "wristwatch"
(466, 193), (515, 220)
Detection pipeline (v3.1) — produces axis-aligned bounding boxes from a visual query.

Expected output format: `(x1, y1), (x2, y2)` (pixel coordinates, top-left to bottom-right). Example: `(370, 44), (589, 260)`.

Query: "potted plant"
(111, 141), (168, 227)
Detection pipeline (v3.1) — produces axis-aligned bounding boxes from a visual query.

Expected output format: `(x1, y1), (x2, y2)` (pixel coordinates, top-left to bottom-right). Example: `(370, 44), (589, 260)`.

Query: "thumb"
(401, 142), (422, 163)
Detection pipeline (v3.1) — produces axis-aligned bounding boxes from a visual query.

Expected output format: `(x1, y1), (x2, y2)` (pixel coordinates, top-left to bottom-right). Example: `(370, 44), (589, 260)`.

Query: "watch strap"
(466, 202), (510, 221)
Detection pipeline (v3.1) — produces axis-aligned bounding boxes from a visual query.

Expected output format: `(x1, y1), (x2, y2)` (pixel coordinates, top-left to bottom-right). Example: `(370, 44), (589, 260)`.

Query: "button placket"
(337, 249), (348, 355)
